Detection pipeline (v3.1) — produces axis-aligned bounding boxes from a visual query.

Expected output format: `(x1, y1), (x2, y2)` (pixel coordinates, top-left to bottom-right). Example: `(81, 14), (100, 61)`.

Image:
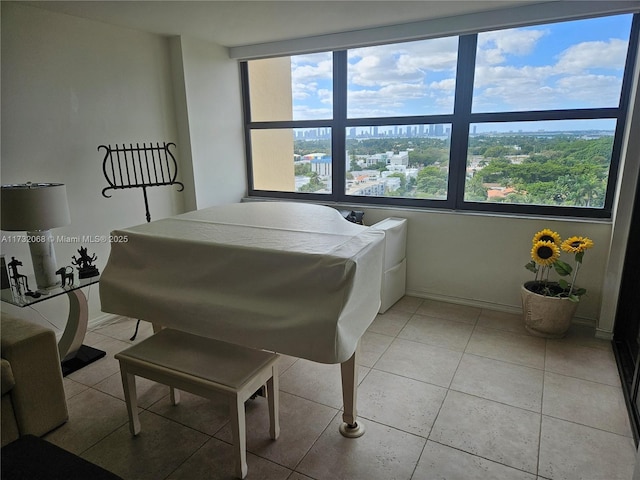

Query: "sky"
(287, 13), (633, 132)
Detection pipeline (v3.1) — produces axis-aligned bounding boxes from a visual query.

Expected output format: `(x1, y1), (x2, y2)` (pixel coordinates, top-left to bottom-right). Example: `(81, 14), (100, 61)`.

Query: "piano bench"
(115, 329), (280, 479)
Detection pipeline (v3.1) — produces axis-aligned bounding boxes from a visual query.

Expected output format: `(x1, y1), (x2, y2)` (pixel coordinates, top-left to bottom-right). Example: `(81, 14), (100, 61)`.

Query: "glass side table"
(1, 275), (106, 376)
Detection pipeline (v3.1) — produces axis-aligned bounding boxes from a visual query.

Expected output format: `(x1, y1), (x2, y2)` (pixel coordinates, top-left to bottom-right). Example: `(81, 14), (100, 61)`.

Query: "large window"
(242, 13), (638, 218)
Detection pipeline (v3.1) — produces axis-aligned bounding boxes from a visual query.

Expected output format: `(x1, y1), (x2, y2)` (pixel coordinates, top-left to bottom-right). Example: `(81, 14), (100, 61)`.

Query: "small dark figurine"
(55, 266), (74, 287)
(72, 246), (100, 279)
(8, 257), (39, 298)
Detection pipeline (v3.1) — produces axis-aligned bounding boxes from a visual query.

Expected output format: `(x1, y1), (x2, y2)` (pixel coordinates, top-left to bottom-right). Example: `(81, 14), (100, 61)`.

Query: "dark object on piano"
(339, 210), (365, 225)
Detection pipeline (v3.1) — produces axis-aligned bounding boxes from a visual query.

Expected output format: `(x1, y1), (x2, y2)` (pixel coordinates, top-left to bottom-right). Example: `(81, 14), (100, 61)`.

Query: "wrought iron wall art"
(100, 142), (184, 223)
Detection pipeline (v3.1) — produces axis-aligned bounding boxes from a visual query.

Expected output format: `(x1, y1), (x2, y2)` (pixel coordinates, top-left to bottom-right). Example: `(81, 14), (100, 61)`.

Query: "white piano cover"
(99, 202), (385, 364)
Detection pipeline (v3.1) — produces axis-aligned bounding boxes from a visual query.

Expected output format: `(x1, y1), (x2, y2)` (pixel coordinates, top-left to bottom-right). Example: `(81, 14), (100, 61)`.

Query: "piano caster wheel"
(339, 421), (365, 438)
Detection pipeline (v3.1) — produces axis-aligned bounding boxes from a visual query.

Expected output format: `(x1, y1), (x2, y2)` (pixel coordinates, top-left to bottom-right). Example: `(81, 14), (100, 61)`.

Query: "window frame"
(242, 13), (639, 219)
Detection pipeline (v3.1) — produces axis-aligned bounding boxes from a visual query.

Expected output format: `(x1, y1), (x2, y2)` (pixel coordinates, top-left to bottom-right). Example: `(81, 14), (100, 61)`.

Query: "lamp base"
(27, 230), (59, 290)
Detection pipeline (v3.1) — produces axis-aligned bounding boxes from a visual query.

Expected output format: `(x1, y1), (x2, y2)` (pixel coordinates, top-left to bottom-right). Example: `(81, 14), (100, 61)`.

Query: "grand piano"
(99, 201), (385, 437)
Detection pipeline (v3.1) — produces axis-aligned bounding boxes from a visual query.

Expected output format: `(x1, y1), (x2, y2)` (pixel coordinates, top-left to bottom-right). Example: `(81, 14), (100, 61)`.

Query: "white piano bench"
(115, 328), (280, 479)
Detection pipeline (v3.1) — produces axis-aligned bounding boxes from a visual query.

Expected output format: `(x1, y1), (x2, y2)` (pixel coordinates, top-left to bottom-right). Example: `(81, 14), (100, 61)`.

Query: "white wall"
(358, 207), (612, 325)
(1, 3), (184, 329)
(170, 36), (247, 209)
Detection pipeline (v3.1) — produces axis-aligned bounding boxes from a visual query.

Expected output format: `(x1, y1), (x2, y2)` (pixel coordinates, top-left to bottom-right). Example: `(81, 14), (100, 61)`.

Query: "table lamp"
(1, 182), (71, 290)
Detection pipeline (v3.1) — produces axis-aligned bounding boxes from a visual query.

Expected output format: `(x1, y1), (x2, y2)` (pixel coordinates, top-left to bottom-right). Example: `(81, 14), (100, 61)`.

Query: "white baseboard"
(404, 288), (597, 328)
(89, 312), (124, 330)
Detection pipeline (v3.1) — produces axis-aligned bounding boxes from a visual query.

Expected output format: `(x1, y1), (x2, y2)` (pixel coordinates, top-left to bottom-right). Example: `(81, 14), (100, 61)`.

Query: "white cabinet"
(370, 217), (407, 313)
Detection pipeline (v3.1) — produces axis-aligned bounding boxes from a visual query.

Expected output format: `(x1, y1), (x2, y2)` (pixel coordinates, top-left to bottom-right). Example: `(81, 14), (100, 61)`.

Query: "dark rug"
(1, 434), (123, 480)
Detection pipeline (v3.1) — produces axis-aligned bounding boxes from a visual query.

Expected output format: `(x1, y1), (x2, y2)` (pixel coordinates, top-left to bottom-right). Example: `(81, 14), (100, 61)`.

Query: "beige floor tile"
(398, 313), (475, 351)
(388, 295), (423, 314)
(374, 338), (462, 388)
(288, 473), (315, 480)
(416, 300), (481, 324)
(367, 309), (412, 336)
(539, 416), (636, 480)
(63, 376), (90, 400)
(451, 353), (543, 412)
(430, 390), (540, 474)
(81, 410), (209, 480)
(358, 331), (393, 367)
(466, 326), (546, 369)
(44, 387), (130, 455)
(65, 337), (131, 386)
(94, 371), (169, 409)
(83, 329), (112, 347)
(414, 441), (537, 480)
(277, 355), (299, 375)
(215, 392), (338, 469)
(357, 369), (446, 437)
(147, 389), (232, 436)
(542, 372), (632, 436)
(296, 415), (425, 480)
(71, 298), (636, 480)
(477, 309), (528, 334)
(559, 323), (612, 351)
(545, 341), (621, 386)
(167, 437), (292, 480)
(279, 358), (369, 408)
(92, 316), (153, 344)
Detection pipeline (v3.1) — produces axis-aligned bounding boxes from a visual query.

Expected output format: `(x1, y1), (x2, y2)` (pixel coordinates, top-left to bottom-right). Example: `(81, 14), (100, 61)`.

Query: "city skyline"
(292, 120), (617, 140)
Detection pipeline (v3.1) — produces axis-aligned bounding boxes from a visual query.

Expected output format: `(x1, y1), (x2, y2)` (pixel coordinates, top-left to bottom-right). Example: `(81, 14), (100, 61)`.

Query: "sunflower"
(531, 240), (560, 266)
(532, 229), (561, 246)
(561, 236), (594, 254)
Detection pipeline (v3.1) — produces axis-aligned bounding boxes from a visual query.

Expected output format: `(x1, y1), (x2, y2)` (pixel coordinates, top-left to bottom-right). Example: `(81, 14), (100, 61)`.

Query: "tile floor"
(44, 297), (637, 480)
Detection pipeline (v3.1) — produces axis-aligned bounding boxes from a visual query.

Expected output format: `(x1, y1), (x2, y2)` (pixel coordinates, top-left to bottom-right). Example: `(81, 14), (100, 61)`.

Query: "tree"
(416, 166), (448, 198)
(464, 174), (488, 201)
(294, 162), (311, 176)
(298, 172), (324, 192)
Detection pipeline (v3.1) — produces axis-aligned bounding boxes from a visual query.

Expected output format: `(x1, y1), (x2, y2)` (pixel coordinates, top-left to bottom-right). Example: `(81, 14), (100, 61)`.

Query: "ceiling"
(22, 0), (545, 48)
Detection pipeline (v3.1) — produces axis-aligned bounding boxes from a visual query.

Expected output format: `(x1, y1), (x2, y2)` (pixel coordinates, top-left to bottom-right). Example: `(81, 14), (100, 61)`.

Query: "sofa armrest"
(1, 359), (15, 396)
(0, 314), (68, 437)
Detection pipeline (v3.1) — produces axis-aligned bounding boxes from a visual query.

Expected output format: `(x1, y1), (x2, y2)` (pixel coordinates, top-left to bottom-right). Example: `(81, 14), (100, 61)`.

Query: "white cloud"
(348, 36), (458, 87)
(291, 59), (332, 83)
(345, 37), (458, 116)
(292, 81), (317, 100)
(555, 74), (624, 105)
(478, 28), (547, 59)
(291, 56), (332, 109)
(473, 34), (628, 111)
(554, 39), (629, 73)
(317, 88), (332, 105)
(428, 78), (456, 92)
(292, 105), (333, 121)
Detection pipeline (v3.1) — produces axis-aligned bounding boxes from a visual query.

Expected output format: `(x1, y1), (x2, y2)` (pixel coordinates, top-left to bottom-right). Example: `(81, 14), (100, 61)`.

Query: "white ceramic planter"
(521, 281), (579, 338)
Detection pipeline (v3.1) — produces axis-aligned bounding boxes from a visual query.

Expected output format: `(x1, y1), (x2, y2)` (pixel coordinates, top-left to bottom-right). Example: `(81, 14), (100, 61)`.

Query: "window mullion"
(449, 34), (477, 210)
(333, 50), (347, 202)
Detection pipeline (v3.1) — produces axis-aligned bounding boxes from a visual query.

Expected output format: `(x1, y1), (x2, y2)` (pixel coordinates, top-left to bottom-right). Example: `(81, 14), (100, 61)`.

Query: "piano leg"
(339, 344), (366, 438)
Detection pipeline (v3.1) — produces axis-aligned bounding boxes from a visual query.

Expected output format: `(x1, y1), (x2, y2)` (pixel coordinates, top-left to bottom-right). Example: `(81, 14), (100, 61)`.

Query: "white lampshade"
(1, 182), (71, 290)
(1, 183), (71, 232)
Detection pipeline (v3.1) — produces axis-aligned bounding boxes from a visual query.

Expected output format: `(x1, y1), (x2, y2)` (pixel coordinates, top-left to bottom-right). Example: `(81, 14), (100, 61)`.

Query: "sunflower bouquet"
(525, 229), (594, 302)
